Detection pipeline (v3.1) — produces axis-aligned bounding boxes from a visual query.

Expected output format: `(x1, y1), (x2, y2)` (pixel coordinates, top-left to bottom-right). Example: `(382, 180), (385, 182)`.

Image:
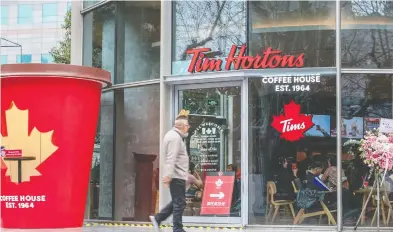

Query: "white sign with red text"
(3, 150), (22, 158)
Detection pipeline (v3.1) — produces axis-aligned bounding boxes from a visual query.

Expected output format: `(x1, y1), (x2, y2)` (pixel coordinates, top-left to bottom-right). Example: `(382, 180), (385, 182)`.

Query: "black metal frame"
(0, 37), (23, 62)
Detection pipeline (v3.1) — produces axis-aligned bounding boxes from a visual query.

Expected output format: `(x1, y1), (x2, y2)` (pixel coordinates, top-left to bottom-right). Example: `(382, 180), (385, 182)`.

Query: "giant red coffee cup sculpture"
(0, 64), (111, 228)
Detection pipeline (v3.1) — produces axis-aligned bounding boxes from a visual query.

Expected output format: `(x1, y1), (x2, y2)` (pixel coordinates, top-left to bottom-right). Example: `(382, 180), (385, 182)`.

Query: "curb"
(84, 222), (242, 230)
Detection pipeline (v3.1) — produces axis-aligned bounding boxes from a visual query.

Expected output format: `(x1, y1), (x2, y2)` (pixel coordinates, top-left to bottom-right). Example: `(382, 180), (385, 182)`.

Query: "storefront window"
(178, 86), (242, 217)
(113, 85), (160, 221)
(82, 3), (116, 82)
(85, 91), (114, 220)
(172, 0), (247, 75)
(248, 74), (337, 225)
(83, 0), (102, 9)
(83, 2), (160, 84)
(249, 1), (336, 67)
(115, 1), (160, 83)
(342, 74), (393, 227)
(341, 1), (393, 68)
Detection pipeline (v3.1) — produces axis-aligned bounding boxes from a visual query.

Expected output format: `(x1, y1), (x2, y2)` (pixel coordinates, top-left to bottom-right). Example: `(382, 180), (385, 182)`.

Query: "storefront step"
(84, 220), (243, 230)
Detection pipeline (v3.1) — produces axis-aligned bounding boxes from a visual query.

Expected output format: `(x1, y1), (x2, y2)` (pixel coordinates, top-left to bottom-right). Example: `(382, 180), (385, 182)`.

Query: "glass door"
(175, 82), (242, 224)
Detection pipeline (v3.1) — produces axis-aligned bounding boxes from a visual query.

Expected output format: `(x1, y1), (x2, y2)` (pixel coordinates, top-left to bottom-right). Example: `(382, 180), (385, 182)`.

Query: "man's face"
(180, 121), (190, 134)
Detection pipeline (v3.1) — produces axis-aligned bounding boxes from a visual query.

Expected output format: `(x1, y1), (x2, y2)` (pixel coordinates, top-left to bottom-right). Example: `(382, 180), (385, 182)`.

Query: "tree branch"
(180, 1), (227, 60)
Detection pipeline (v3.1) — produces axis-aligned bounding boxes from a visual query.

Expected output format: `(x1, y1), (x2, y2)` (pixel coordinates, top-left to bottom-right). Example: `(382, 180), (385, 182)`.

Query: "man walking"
(150, 115), (190, 232)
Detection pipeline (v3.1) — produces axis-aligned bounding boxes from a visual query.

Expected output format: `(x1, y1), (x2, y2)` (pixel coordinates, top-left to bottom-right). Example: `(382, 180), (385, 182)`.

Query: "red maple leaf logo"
(271, 100), (314, 141)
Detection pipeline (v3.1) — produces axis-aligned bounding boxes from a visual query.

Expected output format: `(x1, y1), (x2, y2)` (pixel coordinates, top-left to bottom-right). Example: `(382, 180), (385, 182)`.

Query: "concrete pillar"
(70, 0), (83, 65)
(159, 0), (173, 216)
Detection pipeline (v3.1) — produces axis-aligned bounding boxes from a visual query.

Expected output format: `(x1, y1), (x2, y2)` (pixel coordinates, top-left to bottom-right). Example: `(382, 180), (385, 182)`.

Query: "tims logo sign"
(271, 100), (314, 142)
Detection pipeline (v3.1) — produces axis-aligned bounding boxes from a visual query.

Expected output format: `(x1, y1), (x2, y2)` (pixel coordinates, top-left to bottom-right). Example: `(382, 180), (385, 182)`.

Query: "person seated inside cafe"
(295, 161), (336, 211)
(304, 161), (328, 191)
(321, 156), (347, 191)
(274, 157), (297, 201)
(321, 156), (351, 214)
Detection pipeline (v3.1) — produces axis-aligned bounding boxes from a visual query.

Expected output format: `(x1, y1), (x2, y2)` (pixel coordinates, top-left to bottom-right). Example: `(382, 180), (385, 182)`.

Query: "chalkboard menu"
(187, 115), (226, 173)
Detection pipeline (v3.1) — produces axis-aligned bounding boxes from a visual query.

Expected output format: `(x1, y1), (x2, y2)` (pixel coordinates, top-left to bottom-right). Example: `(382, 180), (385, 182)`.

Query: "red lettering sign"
(271, 100), (314, 141)
(4, 150), (22, 157)
(187, 45), (305, 73)
(200, 172), (235, 215)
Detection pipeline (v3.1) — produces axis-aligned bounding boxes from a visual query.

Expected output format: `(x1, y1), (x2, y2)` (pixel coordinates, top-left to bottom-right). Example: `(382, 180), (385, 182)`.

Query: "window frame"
(41, 54), (53, 63)
(1, 55), (7, 64)
(1, 5), (9, 25)
(16, 54), (32, 64)
(42, 3), (58, 23)
(17, 4), (33, 24)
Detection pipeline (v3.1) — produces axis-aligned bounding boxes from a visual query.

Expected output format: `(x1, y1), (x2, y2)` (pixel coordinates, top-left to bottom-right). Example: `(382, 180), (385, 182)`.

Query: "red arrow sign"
(200, 172), (235, 215)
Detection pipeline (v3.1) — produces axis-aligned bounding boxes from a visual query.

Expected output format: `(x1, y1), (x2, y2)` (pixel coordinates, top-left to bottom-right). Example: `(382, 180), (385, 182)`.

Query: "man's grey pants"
(155, 178), (186, 232)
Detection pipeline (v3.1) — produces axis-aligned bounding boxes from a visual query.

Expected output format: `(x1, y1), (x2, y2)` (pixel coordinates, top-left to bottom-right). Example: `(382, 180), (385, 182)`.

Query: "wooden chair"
(266, 181), (296, 223)
(292, 180), (337, 225)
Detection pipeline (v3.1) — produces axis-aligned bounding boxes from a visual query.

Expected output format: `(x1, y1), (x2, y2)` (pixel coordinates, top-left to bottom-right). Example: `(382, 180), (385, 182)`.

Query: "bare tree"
(174, 0), (246, 61)
(341, 0), (393, 68)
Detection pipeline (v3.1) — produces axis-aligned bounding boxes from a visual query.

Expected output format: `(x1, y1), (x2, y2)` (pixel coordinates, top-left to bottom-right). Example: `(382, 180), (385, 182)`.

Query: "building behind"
(0, 0), (70, 64)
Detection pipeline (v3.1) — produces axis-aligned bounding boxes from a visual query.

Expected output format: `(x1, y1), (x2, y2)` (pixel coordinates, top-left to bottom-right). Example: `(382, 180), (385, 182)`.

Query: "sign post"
(200, 172), (235, 215)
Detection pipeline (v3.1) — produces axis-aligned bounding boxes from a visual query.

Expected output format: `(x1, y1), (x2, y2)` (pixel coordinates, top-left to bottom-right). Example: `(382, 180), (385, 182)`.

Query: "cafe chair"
(292, 180), (336, 225)
(266, 181), (296, 223)
(292, 178), (302, 193)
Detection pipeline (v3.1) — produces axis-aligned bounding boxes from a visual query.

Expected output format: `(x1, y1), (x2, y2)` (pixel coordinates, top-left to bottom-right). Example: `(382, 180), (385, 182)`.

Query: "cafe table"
(354, 188), (388, 226)
(3, 156), (36, 183)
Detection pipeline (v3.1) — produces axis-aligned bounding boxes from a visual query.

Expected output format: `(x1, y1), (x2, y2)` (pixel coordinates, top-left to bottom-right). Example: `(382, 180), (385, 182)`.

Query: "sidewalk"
(0, 226), (380, 232)
(1, 228), (247, 232)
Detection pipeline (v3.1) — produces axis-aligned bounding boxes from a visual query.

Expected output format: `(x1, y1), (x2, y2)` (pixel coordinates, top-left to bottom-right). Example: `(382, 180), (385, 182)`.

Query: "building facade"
(0, 0), (70, 64)
(73, 1), (393, 230)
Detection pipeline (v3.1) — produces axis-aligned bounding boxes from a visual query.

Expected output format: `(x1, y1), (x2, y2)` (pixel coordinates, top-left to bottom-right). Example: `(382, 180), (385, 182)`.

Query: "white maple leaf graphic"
(1, 102), (58, 183)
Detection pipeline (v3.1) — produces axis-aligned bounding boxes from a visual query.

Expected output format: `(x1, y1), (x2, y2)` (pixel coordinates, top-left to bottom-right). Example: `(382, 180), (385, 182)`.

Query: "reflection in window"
(41, 54), (53, 63)
(114, 85), (160, 220)
(1, 55), (7, 64)
(1, 6), (8, 25)
(341, 74), (393, 227)
(341, 1), (393, 68)
(17, 4), (33, 24)
(116, 1), (160, 83)
(248, 76), (337, 225)
(85, 91), (115, 219)
(249, 1), (336, 67)
(42, 3), (58, 23)
(83, 0), (101, 9)
(82, 3), (116, 82)
(16, 54), (32, 63)
(172, 0), (247, 74)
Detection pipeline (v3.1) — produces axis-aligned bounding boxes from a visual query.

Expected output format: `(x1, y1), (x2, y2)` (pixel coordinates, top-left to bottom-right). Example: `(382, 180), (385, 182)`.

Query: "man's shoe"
(149, 215), (160, 232)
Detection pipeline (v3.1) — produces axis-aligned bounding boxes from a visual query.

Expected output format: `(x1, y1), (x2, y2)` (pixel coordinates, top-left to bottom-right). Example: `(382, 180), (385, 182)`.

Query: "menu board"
(189, 117), (225, 173)
(331, 117), (364, 138)
(304, 115), (331, 137)
(364, 118), (380, 133)
(342, 117), (363, 138)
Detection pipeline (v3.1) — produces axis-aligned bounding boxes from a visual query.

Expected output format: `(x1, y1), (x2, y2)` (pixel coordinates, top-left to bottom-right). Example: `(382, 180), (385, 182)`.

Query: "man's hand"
(163, 176), (172, 187)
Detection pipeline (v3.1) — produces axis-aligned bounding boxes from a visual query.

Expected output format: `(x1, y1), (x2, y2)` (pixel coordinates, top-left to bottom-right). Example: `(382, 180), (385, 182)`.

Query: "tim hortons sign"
(186, 45), (305, 73)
